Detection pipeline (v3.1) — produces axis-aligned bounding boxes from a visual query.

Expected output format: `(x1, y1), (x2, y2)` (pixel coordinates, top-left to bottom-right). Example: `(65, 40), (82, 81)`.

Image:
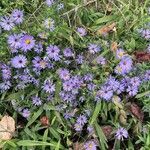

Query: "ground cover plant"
(0, 0), (150, 149)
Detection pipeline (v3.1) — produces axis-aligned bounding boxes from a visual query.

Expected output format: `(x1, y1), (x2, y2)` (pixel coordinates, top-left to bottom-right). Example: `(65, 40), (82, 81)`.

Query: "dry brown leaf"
(111, 41), (118, 52)
(101, 125), (113, 139)
(40, 116), (49, 126)
(0, 115), (15, 140)
(97, 23), (116, 36)
(129, 103), (144, 122)
(134, 52), (150, 62)
(73, 142), (84, 150)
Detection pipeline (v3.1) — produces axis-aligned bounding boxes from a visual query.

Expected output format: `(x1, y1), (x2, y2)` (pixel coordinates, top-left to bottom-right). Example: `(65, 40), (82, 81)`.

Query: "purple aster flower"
(63, 80), (74, 91)
(77, 27), (87, 37)
(141, 29), (150, 39)
(1, 64), (11, 80)
(97, 86), (113, 101)
(115, 127), (128, 140)
(32, 96), (42, 106)
(45, 0), (54, 7)
(20, 35), (35, 52)
(96, 56), (106, 65)
(11, 55), (27, 68)
(84, 73), (93, 82)
(115, 56), (133, 75)
(76, 54), (84, 64)
(71, 75), (83, 89)
(60, 91), (76, 103)
(74, 123), (83, 132)
(44, 18), (55, 31)
(126, 86), (138, 96)
(57, 68), (70, 80)
(77, 115), (87, 125)
(130, 77), (141, 87)
(42, 79), (55, 94)
(32, 56), (41, 68)
(120, 76), (130, 87)
(11, 9), (24, 24)
(63, 48), (74, 57)
(87, 83), (96, 91)
(34, 42), (43, 53)
(107, 77), (125, 94)
(144, 70), (150, 81)
(46, 45), (61, 61)
(88, 43), (101, 54)
(0, 81), (11, 92)
(22, 108), (30, 118)
(116, 49), (126, 59)
(87, 126), (94, 133)
(7, 34), (21, 49)
(84, 140), (97, 150)
(0, 16), (14, 31)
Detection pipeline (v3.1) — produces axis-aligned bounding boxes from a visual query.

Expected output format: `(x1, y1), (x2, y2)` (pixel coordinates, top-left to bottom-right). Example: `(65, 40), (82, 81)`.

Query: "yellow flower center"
(88, 143), (93, 148)
(118, 52), (124, 57)
(117, 66), (122, 73)
(25, 39), (31, 44)
(40, 61), (46, 69)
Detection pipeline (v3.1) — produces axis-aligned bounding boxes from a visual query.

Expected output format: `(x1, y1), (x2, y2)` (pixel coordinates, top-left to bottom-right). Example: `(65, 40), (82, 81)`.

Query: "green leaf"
(90, 102), (101, 125)
(113, 139), (120, 150)
(26, 108), (43, 127)
(54, 81), (62, 104)
(136, 91), (150, 98)
(42, 129), (49, 150)
(55, 140), (61, 150)
(94, 121), (107, 150)
(17, 140), (55, 147)
(7, 91), (24, 100)
(6, 140), (17, 148)
(50, 128), (60, 140)
(95, 15), (117, 25)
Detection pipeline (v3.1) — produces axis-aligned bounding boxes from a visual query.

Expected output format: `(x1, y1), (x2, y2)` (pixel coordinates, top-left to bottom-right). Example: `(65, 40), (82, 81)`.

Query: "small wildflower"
(20, 35), (35, 52)
(0, 16), (14, 31)
(11, 55), (27, 68)
(77, 27), (87, 37)
(84, 140), (97, 150)
(74, 123), (83, 132)
(11, 9), (24, 24)
(88, 44), (101, 54)
(22, 108), (30, 118)
(44, 18), (55, 31)
(45, 0), (54, 7)
(115, 127), (128, 140)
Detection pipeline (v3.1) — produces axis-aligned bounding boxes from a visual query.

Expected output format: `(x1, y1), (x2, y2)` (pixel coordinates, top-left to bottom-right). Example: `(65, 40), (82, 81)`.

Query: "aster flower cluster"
(0, 5), (150, 150)
(0, 9), (23, 31)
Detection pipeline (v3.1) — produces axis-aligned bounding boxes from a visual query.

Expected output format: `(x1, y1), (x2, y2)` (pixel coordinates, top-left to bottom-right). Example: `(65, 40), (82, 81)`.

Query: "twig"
(60, 0), (96, 16)
(27, 2), (45, 22)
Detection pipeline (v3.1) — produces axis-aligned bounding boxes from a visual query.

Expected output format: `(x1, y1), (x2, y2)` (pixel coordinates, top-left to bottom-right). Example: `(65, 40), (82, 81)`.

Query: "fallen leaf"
(134, 52), (150, 62)
(73, 142), (84, 150)
(129, 103), (144, 122)
(106, 3), (112, 12)
(40, 116), (49, 126)
(0, 115), (15, 140)
(97, 22), (116, 36)
(111, 41), (118, 52)
(101, 125), (113, 139)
